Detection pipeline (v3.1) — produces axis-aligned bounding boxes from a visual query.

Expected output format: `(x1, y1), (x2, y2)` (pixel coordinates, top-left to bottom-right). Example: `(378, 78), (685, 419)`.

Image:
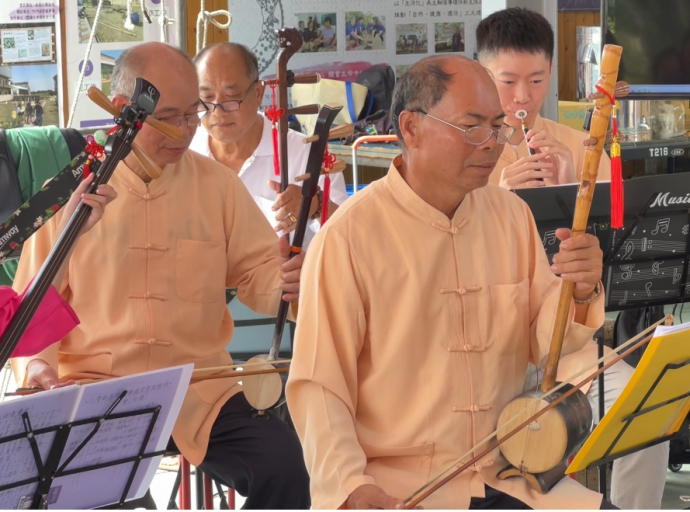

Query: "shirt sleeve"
(10, 213), (67, 386)
(522, 202), (605, 367)
(224, 172), (284, 317)
(286, 226), (374, 509)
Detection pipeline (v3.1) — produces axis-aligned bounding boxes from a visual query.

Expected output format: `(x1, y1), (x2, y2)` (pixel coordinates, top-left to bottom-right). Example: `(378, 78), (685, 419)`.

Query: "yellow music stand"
(568, 323), (690, 474)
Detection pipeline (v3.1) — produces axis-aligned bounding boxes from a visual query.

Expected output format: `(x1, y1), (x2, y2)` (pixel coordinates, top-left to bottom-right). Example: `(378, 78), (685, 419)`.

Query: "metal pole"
(174, 0), (187, 52)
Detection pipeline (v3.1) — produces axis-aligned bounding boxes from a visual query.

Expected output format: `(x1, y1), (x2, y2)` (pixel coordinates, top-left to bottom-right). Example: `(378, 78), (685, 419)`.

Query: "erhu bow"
(402, 44), (624, 508)
(0, 79), (182, 367)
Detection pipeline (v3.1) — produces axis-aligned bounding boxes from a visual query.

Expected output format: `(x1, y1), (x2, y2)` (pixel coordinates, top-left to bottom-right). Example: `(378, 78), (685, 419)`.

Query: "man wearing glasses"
(286, 55), (612, 509)
(12, 42), (311, 509)
(189, 42), (348, 247)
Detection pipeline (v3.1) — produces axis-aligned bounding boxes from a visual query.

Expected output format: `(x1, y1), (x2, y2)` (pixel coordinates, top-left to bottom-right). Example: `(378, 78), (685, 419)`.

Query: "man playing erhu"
(286, 55), (616, 509)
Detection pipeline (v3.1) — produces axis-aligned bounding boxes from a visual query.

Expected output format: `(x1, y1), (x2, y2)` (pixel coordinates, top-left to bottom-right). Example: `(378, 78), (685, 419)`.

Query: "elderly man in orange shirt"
(286, 55), (616, 509)
(478, 8), (668, 509)
(12, 42), (310, 509)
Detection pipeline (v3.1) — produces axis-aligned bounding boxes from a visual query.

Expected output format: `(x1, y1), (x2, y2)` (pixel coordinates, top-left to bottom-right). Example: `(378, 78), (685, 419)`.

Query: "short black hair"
(193, 42), (259, 82)
(476, 8), (554, 62)
(325, 16), (332, 24)
(391, 56), (455, 147)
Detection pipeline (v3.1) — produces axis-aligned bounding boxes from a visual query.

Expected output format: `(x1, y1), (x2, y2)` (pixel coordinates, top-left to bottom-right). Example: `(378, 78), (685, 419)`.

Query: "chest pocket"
(489, 278), (530, 355)
(175, 239), (227, 303)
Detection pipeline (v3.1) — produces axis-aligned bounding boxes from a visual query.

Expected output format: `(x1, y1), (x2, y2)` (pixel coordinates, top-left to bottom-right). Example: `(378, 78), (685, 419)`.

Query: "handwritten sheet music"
(0, 365), (192, 510)
(0, 387), (80, 510)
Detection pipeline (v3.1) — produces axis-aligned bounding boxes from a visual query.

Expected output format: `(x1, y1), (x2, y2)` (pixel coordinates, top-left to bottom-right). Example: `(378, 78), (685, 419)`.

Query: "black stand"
(516, 172), (690, 312)
(0, 391), (165, 509)
(586, 357), (690, 469)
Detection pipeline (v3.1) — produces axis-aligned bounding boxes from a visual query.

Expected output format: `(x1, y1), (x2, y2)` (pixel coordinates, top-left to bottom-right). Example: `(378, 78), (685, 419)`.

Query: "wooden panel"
(185, 0), (229, 58)
(558, 10), (600, 102)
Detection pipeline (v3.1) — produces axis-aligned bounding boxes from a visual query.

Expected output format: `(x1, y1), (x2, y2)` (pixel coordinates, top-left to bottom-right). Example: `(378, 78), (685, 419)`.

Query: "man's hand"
(58, 174), (118, 235)
(551, 229), (603, 301)
(525, 129), (577, 185)
(499, 153), (553, 189)
(25, 359), (74, 390)
(346, 484), (420, 510)
(269, 181), (317, 235)
(278, 236), (305, 302)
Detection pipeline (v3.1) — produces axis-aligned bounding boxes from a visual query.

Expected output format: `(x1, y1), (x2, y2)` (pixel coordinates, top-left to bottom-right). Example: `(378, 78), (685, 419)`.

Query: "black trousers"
(174, 392), (310, 509)
(469, 486), (619, 509)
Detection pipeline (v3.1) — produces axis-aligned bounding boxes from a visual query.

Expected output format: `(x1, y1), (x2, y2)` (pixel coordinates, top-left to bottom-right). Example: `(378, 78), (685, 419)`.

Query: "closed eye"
(501, 81), (514, 85)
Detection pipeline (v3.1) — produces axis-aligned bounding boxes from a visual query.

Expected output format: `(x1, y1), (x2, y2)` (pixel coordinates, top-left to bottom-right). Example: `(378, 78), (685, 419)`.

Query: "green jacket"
(0, 127), (72, 286)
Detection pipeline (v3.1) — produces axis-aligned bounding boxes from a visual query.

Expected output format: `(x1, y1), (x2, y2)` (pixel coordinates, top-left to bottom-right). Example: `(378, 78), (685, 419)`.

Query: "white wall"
(481, 0), (559, 122)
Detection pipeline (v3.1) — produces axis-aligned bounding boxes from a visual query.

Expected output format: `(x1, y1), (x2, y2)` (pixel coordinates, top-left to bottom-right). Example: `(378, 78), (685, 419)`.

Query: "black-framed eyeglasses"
(151, 102), (209, 128)
(200, 80), (258, 118)
(410, 109), (515, 145)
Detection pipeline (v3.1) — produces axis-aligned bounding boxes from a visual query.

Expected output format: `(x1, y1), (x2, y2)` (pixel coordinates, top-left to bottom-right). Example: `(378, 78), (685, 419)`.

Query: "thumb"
(267, 180), (281, 194)
(555, 228), (571, 241)
(277, 235), (290, 259)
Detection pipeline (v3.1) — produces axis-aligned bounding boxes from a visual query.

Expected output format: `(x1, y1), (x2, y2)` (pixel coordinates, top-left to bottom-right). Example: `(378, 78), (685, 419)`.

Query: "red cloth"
(0, 284), (79, 358)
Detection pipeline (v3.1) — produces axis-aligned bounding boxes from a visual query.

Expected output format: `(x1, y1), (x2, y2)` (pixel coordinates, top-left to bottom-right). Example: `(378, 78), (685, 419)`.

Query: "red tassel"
(321, 173), (331, 225)
(263, 79), (283, 178)
(595, 84), (624, 229)
(610, 139), (624, 229)
(320, 146), (336, 225)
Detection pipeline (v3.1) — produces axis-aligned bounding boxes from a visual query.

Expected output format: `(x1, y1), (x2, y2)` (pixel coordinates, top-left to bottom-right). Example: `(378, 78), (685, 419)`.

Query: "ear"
(112, 94), (131, 110)
(398, 110), (420, 149)
(254, 80), (266, 102)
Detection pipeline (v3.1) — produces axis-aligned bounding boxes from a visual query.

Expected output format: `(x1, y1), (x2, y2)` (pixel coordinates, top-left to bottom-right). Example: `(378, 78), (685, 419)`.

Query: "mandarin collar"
(385, 156), (472, 231)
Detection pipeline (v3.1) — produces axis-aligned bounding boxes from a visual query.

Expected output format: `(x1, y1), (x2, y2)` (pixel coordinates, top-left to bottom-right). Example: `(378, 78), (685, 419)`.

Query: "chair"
(165, 451), (235, 510)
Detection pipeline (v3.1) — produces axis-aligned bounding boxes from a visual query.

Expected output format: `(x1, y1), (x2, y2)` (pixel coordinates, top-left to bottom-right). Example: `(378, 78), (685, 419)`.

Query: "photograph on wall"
(344, 12), (386, 52)
(77, 0), (144, 44)
(1, 27), (54, 64)
(435, 22), (465, 53)
(100, 49), (124, 95)
(396, 64), (411, 78)
(396, 24), (428, 55)
(0, 63), (58, 128)
(294, 12), (337, 52)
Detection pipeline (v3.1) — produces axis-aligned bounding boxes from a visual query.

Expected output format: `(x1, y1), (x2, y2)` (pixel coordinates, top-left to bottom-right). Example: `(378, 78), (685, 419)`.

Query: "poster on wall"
(1, 26), (54, 64)
(64, 0), (176, 129)
(0, 0), (59, 24)
(225, 0), (482, 107)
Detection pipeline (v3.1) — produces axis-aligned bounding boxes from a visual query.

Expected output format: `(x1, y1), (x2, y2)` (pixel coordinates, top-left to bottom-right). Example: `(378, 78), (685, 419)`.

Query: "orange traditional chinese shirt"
(287, 157), (605, 509)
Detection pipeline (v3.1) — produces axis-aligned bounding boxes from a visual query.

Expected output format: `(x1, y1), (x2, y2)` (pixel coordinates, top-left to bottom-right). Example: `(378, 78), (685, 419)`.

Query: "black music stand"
(516, 172), (690, 312)
(0, 391), (164, 510)
(516, 171), (690, 498)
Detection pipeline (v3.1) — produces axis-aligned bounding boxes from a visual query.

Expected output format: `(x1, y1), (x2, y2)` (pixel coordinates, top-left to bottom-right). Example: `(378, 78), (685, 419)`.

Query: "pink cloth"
(0, 285), (79, 358)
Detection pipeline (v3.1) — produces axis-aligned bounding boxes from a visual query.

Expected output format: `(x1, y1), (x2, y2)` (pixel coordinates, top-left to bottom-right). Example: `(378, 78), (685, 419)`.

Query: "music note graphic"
(623, 241), (634, 260)
(674, 267), (682, 284)
(620, 264), (635, 280)
(652, 261), (664, 275)
(645, 282), (653, 297)
(542, 230), (557, 246)
(618, 291), (628, 305)
(651, 218), (671, 235)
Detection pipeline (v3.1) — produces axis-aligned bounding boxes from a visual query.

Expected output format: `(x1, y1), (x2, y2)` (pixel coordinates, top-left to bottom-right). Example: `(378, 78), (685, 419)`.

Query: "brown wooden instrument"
(86, 86), (183, 179)
(495, 43), (622, 491)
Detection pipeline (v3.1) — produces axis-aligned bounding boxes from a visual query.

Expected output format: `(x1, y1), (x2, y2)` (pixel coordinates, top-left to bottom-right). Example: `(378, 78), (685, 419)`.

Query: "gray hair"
(193, 42), (259, 82)
(111, 44), (194, 98)
(391, 55), (455, 147)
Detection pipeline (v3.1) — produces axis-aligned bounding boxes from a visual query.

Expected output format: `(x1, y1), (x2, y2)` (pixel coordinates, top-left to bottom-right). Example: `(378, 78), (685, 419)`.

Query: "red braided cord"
(263, 79), (283, 177)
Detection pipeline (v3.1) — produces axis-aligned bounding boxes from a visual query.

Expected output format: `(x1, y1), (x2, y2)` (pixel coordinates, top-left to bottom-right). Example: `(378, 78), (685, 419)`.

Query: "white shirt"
(190, 113), (348, 249)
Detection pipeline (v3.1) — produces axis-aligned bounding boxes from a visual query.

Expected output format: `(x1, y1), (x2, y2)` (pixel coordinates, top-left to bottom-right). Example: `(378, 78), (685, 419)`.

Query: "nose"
(513, 82), (530, 105)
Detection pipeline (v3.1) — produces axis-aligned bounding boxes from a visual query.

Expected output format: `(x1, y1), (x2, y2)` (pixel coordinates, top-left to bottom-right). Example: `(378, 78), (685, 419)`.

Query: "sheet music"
(52, 365), (193, 509)
(655, 320), (690, 337)
(0, 366), (191, 510)
(0, 387), (80, 510)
